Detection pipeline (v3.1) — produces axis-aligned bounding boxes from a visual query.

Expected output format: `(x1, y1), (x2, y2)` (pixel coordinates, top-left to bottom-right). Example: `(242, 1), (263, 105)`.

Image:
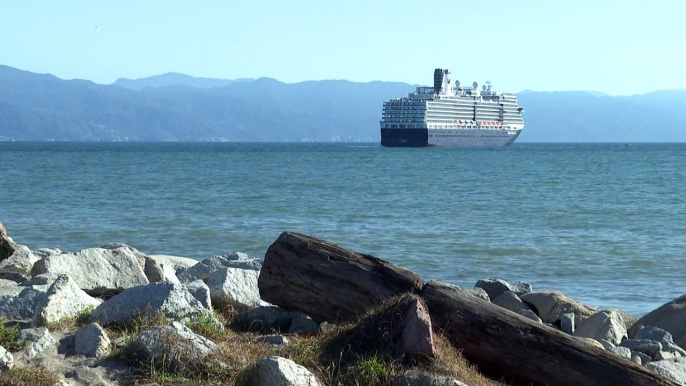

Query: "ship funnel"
(434, 69), (449, 94)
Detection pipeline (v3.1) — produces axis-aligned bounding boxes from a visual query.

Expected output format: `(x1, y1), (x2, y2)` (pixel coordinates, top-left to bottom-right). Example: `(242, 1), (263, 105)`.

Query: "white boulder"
(75, 323), (111, 359)
(520, 291), (595, 325)
(207, 267), (269, 309)
(32, 274), (102, 327)
(574, 310), (627, 345)
(249, 356), (322, 386)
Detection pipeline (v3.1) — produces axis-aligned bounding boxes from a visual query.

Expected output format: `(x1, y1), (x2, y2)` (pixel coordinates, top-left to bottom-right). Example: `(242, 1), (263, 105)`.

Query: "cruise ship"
(380, 69), (524, 147)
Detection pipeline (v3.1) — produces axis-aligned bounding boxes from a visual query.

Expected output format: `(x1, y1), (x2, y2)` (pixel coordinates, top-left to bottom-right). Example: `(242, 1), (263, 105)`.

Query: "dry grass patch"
(0, 366), (61, 386)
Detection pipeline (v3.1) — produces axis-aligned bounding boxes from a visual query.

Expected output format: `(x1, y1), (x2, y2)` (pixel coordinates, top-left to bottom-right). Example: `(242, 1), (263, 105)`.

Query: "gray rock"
(0, 272), (28, 284)
(20, 273), (61, 286)
(520, 291), (596, 325)
(249, 356), (322, 386)
(608, 345), (632, 359)
(32, 274), (102, 327)
(599, 339), (616, 351)
(574, 310), (627, 345)
(258, 335), (290, 346)
(160, 263), (180, 284)
(75, 323), (111, 359)
(629, 294), (686, 350)
(511, 281), (533, 296)
(177, 252), (262, 283)
(185, 280), (212, 311)
(288, 314), (319, 334)
(392, 371), (469, 386)
(518, 309), (542, 323)
(462, 288), (490, 302)
(474, 278), (512, 301)
(129, 321), (217, 374)
(31, 244), (150, 296)
(635, 325), (674, 346)
(31, 248), (63, 259)
(143, 257), (165, 283)
(148, 254), (199, 272)
(561, 312), (575, 334)
(0, 245), (39, 277)
(646, 360), (686, 384)
(0, 284), (50, 320)
(620, 339), (662, 359)
(0, 278), (18, 287)
(207, 267), (269, 310)
(632, 351), (652, 366)
(90, 281), (211, 326)
(18, 327), (56, 358)
(579, 337), (606, 350)
(656, 350), (681, 361)
(492, 291), (531, 314)
(0, 345), (13, 370)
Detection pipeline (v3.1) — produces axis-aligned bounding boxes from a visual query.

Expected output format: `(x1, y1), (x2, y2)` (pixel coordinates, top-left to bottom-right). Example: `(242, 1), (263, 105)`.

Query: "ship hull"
(381, 128), (521, 148)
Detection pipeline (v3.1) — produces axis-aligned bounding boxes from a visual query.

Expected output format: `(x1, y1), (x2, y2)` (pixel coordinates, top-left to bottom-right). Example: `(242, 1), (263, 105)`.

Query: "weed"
(0, 318), (23, 351)
(0, 366), (61, 386)
(186, 310), (222, 338)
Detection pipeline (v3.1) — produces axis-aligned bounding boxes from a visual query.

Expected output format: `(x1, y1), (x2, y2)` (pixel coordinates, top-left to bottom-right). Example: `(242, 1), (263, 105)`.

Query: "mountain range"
(0, 65), (684, 142)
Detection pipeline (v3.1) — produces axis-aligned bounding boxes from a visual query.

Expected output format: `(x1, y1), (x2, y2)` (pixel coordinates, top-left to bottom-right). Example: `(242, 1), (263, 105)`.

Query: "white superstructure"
(380, 69), (525, 147)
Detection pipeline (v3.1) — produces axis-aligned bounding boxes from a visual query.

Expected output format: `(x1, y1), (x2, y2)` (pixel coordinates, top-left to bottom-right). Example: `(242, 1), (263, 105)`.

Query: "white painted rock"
(0, 245), (39, 277)
(75, 322), (111, 359)
(520, 291), (595, 325)
(249, 356), (322, 386)
(32, 274), (102, 327)
(90, 281), (211, 325)
(18, 327), (56, 358)
(574, 310), (627, 345)
(129, 321), (217, 373)
(177, 252), (262, 283)
(207, 267), (269, 309)
(31, 244), (149, 295)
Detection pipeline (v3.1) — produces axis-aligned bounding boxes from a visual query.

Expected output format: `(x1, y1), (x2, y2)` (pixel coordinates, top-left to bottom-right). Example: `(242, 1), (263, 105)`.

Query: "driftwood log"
(421, 281), (679, 386)
(258, 232), (423, 323)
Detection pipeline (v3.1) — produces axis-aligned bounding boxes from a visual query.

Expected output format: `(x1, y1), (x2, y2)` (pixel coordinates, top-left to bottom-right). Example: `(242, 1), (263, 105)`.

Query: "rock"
(629, 294), (686, 350)
(574, 310), (627, 345)
(632, 351), (652, 366)
(400, 297), (435, 360)
(18, 327), (56, 358)
(578, 337), (605, 350)
(31, 248), (62, 259)
(511, 281), (533, 296)
(249, 356), (322, 386)
(207, 267), (269, 310)
(75, 323), (111, 359)
(600, 339), (616, 351)
(561, 313), (575, 334)
(160, 264), (180, 284)
(0, 272), (28, 284)
(0, 222), (15, 262)
(0, 345), (13, 370)
(620, 339), (662, 359)
(177, 252), (262, 283)
(0, 279), (18, 287)
(143, 257), (165, 283)
(236, 306), (317, 334)
(0, 222), (6, 237)
(185, 280), (212, 311)
(520, 291), (595, 325)
(392, 372), (469, 386)
(462, 288), (489, 302)
(31, 244), (150, 296)
(492, 291), (531, 314)
(148, 254), (199, 272)
(90, 282), (212, 326)
(656, 350), (680, 361)
(20, 273), (61, 286)
(0, 284), (50, 320)
(608, 345), (632, 359)
(518, 309), (542, 323)
(635, 326), (675, 346)
(0, 245), (39, 277)
(646, 361), (686, 385)
(258, 335), (289, 346)
(32, 274), (102, 327)
(129, 321), (217, 374)
(474, 278), (512, 301)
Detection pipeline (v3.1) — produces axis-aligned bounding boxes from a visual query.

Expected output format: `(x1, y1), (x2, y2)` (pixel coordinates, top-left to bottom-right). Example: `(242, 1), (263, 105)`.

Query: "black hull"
(380, 128), (428, 147)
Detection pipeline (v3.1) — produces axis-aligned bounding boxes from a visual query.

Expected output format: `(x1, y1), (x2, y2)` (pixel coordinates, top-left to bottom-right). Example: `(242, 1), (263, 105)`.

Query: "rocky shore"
(1, 223), (685, 385)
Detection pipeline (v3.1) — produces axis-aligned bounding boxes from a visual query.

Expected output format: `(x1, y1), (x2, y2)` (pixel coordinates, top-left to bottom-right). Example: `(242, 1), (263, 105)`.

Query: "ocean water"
(1, 142), (685, 316)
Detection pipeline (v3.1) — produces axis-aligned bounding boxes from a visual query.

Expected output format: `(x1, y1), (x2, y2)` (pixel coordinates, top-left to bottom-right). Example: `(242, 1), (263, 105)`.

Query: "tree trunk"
(421, 281), (679, 386)
(258, 232), (423, 323)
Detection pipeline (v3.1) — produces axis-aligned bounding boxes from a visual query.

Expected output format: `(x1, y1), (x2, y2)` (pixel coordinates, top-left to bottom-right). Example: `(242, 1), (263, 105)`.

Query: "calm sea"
(1, 142), (685, 316)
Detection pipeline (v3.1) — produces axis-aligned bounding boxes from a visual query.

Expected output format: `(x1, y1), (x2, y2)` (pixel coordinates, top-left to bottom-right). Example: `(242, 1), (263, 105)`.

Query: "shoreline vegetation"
(1, 223), (685, 385)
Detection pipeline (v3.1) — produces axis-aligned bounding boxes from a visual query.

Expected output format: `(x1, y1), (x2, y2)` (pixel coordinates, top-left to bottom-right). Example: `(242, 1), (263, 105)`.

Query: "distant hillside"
(0, 65), (685, 142)
(113, 73), (253, 90)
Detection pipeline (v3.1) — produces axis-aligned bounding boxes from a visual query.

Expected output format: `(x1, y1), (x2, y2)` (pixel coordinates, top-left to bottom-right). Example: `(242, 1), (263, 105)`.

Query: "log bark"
(421, 281), (679, 386)
(258, 232), (423, 323)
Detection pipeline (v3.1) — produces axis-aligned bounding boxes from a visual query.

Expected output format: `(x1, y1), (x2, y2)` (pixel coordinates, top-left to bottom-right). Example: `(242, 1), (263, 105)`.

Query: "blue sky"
(1, 0), (684, 95)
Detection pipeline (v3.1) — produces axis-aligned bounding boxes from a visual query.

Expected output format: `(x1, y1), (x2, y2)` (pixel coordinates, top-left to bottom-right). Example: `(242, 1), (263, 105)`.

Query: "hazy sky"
(2, 0), (684, 95)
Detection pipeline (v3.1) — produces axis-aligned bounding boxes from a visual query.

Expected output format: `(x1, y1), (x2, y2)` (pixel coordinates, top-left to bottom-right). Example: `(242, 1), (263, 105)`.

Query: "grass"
(44, 304), (96, 331)
(0, 318), (23, 352)
(0, 366), (61, 386)
(121, 295), (509, 386)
